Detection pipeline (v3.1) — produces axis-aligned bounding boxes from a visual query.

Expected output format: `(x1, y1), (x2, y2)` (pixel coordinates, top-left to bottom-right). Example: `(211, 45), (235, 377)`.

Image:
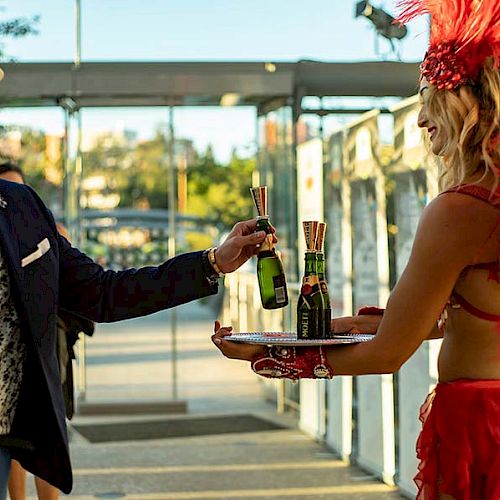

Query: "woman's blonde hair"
(425, 58), (500, 191)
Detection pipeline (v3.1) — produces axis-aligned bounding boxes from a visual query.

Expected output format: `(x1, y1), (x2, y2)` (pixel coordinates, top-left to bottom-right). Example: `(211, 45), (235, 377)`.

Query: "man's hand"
(214, 218), (276, 273)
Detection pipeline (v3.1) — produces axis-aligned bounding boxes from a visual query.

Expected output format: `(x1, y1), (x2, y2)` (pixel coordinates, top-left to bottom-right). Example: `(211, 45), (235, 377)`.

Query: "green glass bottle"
(256, 216), (288, 309)
(316, 252), (331, 338)
(297, 221), (326, 339)
(297, 250), (321, 338)
(316, 222), (332, 338)
(250, 186), (288, 310)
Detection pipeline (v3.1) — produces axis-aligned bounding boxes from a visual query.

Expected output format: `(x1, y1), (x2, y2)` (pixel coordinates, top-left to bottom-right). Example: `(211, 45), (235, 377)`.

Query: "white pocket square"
(21, 238), (51, 268)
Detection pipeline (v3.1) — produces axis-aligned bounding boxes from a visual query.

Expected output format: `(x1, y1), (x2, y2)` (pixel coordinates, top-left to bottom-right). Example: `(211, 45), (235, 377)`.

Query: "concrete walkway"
(25, 300), (403, 499)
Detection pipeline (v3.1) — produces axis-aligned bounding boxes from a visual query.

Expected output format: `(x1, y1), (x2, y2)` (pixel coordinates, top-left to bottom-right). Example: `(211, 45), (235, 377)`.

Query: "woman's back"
(439, 180), (500, 381)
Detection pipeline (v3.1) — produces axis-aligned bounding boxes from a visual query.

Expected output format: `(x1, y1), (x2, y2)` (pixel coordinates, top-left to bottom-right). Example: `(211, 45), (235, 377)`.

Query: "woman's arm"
(426, 323), (444, 339)
(331, 310), (444, 339)
(213, 193), (484, 375)
(323, 194), (480, 375)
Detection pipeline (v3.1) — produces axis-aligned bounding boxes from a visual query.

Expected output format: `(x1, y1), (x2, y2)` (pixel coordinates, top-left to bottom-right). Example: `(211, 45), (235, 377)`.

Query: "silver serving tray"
(226, 332), (375, 346)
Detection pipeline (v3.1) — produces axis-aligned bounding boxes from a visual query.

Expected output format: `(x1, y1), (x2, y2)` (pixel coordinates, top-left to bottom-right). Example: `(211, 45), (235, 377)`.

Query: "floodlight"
(355, 0), (407, 41)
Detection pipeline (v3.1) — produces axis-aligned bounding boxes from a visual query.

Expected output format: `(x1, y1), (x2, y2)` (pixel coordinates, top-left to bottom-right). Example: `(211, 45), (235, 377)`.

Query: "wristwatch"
(202, 247), (224, 284)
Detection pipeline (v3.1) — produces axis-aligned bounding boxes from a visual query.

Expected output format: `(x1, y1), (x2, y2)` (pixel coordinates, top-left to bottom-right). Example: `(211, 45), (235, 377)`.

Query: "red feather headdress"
(397, 0), (500, 90)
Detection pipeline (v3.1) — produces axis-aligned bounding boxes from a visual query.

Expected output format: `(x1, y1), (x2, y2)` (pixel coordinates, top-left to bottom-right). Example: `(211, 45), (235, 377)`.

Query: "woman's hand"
(211, 321), (267, 361)
(331, 314), (381, 335)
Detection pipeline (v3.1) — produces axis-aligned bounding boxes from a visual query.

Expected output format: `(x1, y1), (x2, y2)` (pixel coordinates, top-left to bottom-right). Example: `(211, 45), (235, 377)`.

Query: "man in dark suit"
(0, 178), (269, 497)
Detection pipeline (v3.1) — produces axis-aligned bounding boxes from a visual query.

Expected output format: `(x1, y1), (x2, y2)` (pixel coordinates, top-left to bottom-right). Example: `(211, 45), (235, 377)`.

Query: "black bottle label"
(273, 274), (288, 304)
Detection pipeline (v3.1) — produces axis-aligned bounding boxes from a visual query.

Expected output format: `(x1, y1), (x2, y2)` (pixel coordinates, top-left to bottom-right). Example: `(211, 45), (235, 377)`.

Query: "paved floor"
(23, 300), (403, 499)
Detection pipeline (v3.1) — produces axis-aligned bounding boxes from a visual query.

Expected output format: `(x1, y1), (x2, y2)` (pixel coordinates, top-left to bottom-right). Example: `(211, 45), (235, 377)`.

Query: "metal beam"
(0, 60), (420, 108)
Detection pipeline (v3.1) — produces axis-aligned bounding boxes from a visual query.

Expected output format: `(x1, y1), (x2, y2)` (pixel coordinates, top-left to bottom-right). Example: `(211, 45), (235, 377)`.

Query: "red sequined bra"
(441, 184), (500, 323)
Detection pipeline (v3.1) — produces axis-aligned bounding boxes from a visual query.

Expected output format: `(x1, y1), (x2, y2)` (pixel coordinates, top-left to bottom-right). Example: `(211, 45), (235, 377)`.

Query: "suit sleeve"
(25, 186), (218, 323)
(57, 239), (218, 322)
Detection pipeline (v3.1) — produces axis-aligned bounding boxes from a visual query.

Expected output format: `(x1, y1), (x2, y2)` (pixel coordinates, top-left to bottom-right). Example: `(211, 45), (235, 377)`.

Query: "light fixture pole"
(72, 0), (87, 404)
(75, 0), (81, 70)
(168, 105), (179, 400)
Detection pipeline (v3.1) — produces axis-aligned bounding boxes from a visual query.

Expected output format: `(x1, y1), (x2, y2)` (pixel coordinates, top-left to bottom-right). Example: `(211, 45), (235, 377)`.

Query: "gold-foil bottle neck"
(250, 186), (268, 217)
(302, 221), (319, 252)
(316, 222), (327, 253)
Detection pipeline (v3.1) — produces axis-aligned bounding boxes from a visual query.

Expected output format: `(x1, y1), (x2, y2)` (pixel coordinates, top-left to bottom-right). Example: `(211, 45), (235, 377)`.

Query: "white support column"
(296, 138), (326, 439)
(351, 173), (395, 484)
(393, 168), (441, 497)
(357, 374), (395, 485)
(326, 170), (353, 460)
(299, 379), (326, 439)
(326, 377), (352, 460)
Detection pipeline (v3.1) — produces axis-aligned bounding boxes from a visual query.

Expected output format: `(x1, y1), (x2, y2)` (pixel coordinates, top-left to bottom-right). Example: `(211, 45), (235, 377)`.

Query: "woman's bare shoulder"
(423, 190), (499, 230)
(415, 191), (500, 265)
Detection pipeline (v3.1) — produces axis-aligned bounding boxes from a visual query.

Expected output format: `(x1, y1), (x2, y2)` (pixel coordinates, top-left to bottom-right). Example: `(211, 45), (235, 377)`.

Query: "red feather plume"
(396, 0), (500, 89)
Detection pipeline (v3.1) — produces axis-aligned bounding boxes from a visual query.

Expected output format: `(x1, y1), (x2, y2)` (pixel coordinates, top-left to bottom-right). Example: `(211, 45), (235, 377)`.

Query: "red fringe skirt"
(415, 379), (500, 500)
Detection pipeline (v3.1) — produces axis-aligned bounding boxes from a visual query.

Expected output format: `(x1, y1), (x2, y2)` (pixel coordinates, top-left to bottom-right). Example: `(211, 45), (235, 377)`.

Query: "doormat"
(72, 414), (286, 443)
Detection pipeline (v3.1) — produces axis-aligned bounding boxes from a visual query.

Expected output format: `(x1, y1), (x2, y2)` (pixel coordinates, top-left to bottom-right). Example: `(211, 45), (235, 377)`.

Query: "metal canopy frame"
(0, 60), (420, 112)
(0, 59), (422, 408)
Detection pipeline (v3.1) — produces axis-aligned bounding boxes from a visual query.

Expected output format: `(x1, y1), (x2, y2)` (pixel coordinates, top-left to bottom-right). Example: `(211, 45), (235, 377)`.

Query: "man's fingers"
(214, 320), (220, 333)
(240, 231), (266, 246)
(233, 219), (258, 235)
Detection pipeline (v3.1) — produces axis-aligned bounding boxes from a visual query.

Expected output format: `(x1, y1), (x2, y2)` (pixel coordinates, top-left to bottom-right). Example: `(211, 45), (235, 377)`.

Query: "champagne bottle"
(250, 186), (289, 309)
(316, 222), (332, 338)
(297, 221), (324, 339)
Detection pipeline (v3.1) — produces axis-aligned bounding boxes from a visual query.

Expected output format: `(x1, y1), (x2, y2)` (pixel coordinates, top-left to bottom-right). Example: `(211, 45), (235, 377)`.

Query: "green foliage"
(3, 127), (64, 209)
(82, 132), (255, 229)
(82, 130), (169, 209)
(188, 147), (255, 229)
(0, 11), (39, 60)
(3, 121), (255, 255)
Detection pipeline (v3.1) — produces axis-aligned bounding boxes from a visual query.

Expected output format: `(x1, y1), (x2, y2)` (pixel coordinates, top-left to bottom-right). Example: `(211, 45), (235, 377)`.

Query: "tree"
(0, 7), (39, 61)
(23, 129), (62, 207)
(187, 146), (254, 229)
(81, 129), (168, 209)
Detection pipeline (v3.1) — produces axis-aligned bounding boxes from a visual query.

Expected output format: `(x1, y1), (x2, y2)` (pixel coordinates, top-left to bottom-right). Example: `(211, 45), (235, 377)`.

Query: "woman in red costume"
(212, 1), (500, 498)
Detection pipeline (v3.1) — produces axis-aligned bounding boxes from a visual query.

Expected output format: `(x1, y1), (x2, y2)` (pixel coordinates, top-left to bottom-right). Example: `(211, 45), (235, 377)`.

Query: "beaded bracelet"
(251, 345), (334, 380)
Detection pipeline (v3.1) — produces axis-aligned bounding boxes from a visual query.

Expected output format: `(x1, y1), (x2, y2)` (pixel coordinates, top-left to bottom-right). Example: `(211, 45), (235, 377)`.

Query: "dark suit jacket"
(0, 180), (217, 493)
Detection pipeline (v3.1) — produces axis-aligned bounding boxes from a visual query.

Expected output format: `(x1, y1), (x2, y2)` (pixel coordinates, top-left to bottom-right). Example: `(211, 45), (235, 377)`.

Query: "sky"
(0, 0), (429, 162)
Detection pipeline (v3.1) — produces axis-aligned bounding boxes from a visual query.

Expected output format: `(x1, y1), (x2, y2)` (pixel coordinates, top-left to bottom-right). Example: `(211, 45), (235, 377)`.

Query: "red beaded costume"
(415, 380), (500, 500)
(397, 0), (500, 91)
(252, 345), (334, 380)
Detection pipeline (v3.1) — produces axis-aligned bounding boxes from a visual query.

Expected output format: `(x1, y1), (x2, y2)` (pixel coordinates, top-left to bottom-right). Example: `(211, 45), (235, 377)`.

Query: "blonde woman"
(212, 1), (500, 498)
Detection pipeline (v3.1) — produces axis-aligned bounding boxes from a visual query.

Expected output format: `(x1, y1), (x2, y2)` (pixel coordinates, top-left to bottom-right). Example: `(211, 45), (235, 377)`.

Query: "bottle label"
(298, 309), (318, 339)
(273, 275), (287, 304)
(302, 275), (319, 287)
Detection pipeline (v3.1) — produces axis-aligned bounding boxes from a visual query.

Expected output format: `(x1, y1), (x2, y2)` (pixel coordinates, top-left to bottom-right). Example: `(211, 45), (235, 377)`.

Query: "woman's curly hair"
(424, 58), (500, 191)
